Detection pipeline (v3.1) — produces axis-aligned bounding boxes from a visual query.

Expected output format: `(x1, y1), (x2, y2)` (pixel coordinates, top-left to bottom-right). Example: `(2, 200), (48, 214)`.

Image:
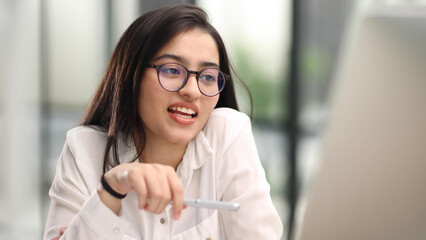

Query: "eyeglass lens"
(158, 63), (225, 96)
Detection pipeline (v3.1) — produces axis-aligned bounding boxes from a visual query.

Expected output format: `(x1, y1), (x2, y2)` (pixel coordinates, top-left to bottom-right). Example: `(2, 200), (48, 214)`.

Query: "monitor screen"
(295, 5), (426, 240)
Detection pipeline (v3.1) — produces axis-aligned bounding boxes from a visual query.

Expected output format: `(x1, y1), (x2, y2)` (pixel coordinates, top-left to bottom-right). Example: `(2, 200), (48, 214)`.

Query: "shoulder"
(62, 126), (108, 181)
(207, 107), (250, 123)
(204, 108), (251, 135)
(202, 108), (252, 148)
(65, 125), (108, 158)
(66, 125), (107, 145)
(53, 126), (108, 192)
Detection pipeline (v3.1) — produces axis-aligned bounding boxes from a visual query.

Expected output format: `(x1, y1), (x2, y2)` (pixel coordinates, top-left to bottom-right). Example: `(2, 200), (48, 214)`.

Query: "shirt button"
(113, 227), (120, 234)
(160, 218), (166, 224)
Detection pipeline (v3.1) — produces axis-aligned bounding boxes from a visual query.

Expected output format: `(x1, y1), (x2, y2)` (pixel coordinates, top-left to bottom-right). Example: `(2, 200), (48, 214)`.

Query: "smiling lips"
(168, 106), (197, 118)
(167, 105), (198, 124)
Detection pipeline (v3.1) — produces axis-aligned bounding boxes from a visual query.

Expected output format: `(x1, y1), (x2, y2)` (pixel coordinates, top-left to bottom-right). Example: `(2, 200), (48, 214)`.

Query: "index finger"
(60, 227), (67, 235)
(167, 172), (184, 220)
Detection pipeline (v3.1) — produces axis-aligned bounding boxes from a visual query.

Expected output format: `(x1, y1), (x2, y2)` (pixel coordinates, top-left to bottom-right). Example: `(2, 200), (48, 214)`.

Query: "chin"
(167, 131), (198, 145)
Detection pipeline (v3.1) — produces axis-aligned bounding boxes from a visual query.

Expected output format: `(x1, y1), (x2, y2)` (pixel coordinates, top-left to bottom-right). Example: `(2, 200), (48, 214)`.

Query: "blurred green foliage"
(301, 46), (331, 82)
(232, 47), (287, 124)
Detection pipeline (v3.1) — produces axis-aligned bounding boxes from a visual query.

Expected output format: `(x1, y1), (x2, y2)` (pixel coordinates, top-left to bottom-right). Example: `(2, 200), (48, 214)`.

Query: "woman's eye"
(161, 67), (181, 76)
(200, 74), (216, 82)
(200, 69), (219, 84)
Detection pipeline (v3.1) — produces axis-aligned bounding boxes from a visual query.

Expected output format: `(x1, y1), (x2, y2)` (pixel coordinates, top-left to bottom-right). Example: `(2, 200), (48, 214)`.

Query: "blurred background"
(0, 0), (425, 239)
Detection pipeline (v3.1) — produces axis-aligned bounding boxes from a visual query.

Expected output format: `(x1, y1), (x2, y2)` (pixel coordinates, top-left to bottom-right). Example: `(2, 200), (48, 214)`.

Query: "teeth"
(175, 113), (192, 119)
(169, 106), (196, 115)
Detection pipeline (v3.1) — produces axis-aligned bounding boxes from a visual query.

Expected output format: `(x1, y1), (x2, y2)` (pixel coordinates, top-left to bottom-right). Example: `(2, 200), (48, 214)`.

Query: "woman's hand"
(100, 162), (185, 220)
(50, 227), (66, 240)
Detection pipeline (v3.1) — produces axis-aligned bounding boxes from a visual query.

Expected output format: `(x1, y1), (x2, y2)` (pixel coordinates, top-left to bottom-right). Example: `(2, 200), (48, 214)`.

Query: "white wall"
(0, 0), (42, 238)
(0, 0), (140, 238)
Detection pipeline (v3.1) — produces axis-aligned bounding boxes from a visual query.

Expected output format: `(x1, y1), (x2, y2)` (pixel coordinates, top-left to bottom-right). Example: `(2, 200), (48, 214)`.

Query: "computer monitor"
(294, 5), (426, 240)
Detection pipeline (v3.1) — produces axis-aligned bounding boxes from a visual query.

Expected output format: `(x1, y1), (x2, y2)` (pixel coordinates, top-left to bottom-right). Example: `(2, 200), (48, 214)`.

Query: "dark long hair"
(82, 4), (251, 173)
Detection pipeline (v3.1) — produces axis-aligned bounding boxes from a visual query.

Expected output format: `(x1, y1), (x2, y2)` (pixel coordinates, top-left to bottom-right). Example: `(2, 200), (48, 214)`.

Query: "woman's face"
(138, 28), (220, 146)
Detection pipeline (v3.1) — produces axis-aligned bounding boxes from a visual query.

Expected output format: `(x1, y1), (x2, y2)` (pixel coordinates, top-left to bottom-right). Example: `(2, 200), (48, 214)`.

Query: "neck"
(137, 137), (188, 170)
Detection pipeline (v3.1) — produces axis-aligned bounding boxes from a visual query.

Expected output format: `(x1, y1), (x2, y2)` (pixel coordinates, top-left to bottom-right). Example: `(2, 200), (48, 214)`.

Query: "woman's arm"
(43, 134), (131, 240)
(44, 127), (185, 240)
(218, 119), (283, 239)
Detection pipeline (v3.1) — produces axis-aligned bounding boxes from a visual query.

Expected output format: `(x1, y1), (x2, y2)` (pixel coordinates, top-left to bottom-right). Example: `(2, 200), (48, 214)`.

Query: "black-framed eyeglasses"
(146, 63), (228, 97)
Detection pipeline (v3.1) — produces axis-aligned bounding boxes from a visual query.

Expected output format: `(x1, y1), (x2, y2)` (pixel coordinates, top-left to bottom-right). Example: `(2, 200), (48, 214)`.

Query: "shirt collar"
(177, 131), (214, 187)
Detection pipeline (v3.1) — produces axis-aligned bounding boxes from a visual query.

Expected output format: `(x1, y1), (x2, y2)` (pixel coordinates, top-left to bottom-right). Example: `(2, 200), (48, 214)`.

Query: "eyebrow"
(153, 54), (220, 68)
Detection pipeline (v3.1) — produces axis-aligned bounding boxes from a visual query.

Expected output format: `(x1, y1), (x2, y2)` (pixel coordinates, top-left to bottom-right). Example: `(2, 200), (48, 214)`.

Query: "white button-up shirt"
(43, 108), (283, 239)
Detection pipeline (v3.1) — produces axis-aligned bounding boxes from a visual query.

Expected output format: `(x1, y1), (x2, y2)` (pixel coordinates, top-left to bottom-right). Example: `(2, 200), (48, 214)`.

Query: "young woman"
(44, 4), (283, 239)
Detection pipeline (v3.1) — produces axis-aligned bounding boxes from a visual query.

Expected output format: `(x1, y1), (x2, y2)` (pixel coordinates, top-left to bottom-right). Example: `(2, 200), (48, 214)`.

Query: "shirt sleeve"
(217, 117), (284, 239)
(43, 129), (130, 240)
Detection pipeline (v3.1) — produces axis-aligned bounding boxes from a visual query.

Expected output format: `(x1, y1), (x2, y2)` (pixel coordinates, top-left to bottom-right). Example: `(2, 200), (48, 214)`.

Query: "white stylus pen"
(171, 199), (240, 211)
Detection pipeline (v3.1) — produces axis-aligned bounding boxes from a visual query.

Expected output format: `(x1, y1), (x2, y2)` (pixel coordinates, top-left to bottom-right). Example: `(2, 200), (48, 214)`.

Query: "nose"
(178, 74), (201, 100)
